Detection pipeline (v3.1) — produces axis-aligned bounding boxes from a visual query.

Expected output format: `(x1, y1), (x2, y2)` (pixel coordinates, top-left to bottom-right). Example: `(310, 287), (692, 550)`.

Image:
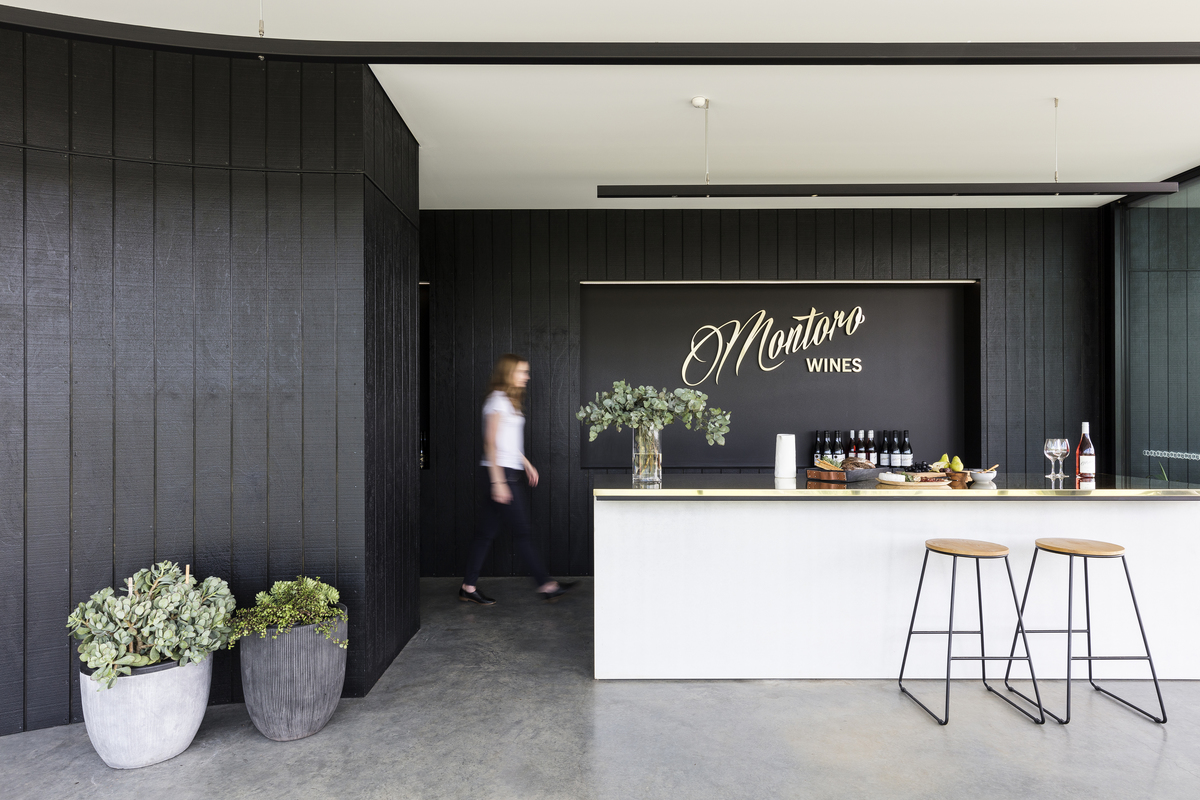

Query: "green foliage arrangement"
(66, 561), (236, 690)
(229, 576), (348, 648)
(575, 380), (732, 445)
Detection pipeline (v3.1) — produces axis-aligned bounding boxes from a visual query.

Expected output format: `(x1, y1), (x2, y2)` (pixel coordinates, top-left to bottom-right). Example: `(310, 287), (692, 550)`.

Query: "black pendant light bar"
(597, 182), (1179, 199)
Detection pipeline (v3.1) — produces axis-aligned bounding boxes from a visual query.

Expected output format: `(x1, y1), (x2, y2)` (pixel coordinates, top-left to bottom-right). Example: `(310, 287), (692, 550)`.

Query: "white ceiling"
(10, 1), (1200, 42)
(11, 2), (1200, 209)
(374, 63), (1200, 209)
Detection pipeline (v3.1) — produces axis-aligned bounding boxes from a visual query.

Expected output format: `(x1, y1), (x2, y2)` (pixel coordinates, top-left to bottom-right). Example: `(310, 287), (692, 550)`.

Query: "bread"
(841, 457), (875, 470)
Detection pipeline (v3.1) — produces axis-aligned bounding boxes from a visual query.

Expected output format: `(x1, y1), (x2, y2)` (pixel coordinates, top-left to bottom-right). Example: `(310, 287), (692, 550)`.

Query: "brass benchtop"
(592, 473), (1200, 500)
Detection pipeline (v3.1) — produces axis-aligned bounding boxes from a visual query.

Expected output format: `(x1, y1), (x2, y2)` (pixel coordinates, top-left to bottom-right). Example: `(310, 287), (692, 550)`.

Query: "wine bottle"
(813, 431), (822, 467)
(833, 431), (845, 460)
(866, 430), (877, 465)
(848, 430), (858, 459)
(822, 430), (832, 461)
(858, 430), (867, 463)
(901, 430), (913, 468)
(1076, 422), (1096, 478)
(891, 430), (902, 468)
(879, 431), (891, 467)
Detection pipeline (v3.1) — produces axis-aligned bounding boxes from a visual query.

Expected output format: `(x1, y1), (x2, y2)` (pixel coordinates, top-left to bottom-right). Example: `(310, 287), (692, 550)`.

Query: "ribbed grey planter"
(239, 604), (348, 741)
(79, 656), (212, 769)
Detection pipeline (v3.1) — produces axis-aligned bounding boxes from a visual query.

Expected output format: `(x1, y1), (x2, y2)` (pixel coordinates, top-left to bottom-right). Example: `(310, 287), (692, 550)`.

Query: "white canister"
(774, 434), (797, 478)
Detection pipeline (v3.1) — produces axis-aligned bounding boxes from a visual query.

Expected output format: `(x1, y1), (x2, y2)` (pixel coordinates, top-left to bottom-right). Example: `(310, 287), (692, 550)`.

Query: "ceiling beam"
(4, 5), (1200, 65)
(598, 183), (1180, 199)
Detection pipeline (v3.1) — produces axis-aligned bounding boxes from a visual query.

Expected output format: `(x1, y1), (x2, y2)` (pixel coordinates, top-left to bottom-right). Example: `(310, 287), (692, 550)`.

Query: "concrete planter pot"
(239, 604), (348, 741)
(79, 656), (212, 769)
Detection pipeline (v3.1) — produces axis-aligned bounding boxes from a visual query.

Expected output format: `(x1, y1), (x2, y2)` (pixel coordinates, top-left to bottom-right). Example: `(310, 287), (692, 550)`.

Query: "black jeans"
(463, 466), (551, 587)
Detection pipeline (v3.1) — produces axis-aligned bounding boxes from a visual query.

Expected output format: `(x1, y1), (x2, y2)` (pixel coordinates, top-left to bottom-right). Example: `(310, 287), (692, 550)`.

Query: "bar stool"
(1003, 538), (1167, 724)
(899, 538), (1045, 725)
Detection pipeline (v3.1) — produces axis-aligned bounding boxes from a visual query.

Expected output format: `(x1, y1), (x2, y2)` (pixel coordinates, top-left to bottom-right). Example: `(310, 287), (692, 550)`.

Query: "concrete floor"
(3, 577), (1199, 799)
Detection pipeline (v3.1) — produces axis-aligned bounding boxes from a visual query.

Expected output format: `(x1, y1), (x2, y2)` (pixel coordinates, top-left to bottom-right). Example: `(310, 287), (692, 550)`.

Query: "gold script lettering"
(684, 305), (867, 386)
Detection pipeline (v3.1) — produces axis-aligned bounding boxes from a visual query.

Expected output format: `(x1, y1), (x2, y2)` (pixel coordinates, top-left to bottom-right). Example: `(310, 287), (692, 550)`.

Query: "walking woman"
(460, 354), (573, 605)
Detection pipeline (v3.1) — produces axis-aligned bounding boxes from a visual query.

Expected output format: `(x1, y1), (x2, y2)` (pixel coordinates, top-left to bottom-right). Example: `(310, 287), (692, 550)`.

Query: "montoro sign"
(681, 306), (866, 386)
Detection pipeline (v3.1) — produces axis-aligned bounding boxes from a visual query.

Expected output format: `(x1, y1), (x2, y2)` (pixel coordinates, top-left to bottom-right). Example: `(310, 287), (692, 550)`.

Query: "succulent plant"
(229, 576), (348, 648)
(66, 561), (236, 689)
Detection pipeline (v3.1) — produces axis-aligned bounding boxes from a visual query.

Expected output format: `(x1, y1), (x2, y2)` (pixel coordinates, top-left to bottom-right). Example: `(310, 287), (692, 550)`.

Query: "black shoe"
(539, 580), (578, 602)
(459, 588), (496, 605)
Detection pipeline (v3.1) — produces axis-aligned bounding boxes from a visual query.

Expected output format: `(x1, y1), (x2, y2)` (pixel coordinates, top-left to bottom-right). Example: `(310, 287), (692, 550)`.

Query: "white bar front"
(593, 498), (1200, 680)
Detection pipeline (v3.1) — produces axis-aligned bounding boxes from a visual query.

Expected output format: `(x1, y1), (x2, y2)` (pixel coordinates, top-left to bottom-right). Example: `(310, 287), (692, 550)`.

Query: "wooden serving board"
(876, 478), (951, 489)
(806, 467), (887, 483)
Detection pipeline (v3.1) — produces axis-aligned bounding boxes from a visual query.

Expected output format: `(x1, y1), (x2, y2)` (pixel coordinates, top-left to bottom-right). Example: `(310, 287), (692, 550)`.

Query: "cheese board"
(876, 478), (952, 489)
(806, 467), (888, 484)
(877, 472), (952, 488)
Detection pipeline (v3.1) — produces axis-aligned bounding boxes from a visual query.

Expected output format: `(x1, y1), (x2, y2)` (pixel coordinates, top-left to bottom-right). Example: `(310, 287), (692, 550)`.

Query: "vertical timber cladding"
(0, 22), (420, 735)
(579, 282), (975, 469)
(419, 209), (1105, 579)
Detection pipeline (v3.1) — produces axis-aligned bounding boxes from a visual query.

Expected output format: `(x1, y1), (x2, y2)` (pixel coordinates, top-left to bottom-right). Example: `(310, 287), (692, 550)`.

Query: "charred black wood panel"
(0, 25), (419, 734)
(419, 209), (1107, 578)
(0, 144), (25, 733)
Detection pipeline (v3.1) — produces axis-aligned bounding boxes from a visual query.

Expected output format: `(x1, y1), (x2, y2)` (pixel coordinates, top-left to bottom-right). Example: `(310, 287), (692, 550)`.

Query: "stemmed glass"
(1056, 441), (1075, 479)
(1044, 439), (1059, 478)
(1044, 438), (1069, 479)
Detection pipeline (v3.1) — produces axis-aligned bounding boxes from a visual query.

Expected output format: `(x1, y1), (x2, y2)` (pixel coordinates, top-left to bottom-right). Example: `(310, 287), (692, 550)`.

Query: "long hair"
(487, 353), (527, 413)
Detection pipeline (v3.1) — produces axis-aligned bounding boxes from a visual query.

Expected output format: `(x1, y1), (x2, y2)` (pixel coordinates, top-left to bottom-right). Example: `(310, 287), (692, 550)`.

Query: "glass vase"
(632, 426), (662, 485)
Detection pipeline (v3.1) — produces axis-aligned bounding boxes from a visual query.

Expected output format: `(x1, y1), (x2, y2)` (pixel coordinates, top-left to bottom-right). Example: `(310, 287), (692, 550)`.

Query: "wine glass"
(1044, 438), (1059, 478)
(1052, 438), (1071, 479)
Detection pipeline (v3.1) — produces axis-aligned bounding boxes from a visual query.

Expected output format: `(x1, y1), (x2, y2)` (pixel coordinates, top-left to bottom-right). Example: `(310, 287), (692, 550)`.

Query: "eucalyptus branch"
(575, 380), (732, 446)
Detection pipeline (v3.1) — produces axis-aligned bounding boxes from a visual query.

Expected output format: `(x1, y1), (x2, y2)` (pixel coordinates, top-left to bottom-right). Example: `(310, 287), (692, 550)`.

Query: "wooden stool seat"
(1035, 538), (1125, 557)
(926, 538), (1010, 558)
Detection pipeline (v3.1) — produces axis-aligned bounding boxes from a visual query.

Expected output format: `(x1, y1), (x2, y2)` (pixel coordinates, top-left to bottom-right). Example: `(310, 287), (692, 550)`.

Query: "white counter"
(593, 474), (1200, 680)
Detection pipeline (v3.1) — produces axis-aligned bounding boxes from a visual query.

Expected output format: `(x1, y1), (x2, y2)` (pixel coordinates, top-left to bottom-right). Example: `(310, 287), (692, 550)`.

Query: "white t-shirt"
(481, 390), (525, 470)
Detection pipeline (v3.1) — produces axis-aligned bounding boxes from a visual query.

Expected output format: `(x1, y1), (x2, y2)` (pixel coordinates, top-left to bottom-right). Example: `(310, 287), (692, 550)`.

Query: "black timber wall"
(0, 28), (420, 735)
(419, 209), (1106, 578)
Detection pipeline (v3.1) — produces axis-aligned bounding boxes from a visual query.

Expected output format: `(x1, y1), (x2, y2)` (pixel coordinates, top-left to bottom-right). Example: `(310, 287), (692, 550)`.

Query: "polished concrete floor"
(2, 577), (1199, 799)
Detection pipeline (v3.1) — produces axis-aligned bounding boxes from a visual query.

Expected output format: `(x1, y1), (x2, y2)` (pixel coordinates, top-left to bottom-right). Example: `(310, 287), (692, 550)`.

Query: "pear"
(940, 453), (949, 464)
(949, 456), (964, 472)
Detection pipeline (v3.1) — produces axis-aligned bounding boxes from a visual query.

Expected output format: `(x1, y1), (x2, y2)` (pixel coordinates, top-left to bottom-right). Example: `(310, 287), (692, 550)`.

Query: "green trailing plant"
(575, 381), (732, 445)
(66, 561), (236, 690)
(229, 576), (348, 648)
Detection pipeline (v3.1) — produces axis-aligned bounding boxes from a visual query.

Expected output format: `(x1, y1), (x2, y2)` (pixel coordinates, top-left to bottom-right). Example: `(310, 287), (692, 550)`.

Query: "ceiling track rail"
(598, 183), (1180, 199)
(4, 6), (1200, 65)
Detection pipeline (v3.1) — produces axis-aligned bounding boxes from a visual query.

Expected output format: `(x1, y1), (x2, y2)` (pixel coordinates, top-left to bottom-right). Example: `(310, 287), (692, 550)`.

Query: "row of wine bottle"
(811, 422), (1098, 477)
(813, 429), (912, 468)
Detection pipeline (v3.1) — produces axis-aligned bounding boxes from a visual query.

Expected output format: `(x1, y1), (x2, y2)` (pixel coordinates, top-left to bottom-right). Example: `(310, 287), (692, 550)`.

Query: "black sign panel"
(580, 282), (976, 468)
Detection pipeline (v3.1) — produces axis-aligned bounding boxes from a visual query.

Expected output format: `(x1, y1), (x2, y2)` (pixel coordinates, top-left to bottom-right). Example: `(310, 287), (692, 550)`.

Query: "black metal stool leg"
(898, 550), (956, 725)
(975, 559), (987, 686)
(1004, 546), (1039, 688)
(1080, 556), (1168, 723)
(981, 556), (1046, 723)
(942, 556), (958, 724)
(897, 549), (930, 690)
(1084, 557), (1096, 689)
(1003, 548), (1061, 721)
(1065, 554), (1075, 723)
